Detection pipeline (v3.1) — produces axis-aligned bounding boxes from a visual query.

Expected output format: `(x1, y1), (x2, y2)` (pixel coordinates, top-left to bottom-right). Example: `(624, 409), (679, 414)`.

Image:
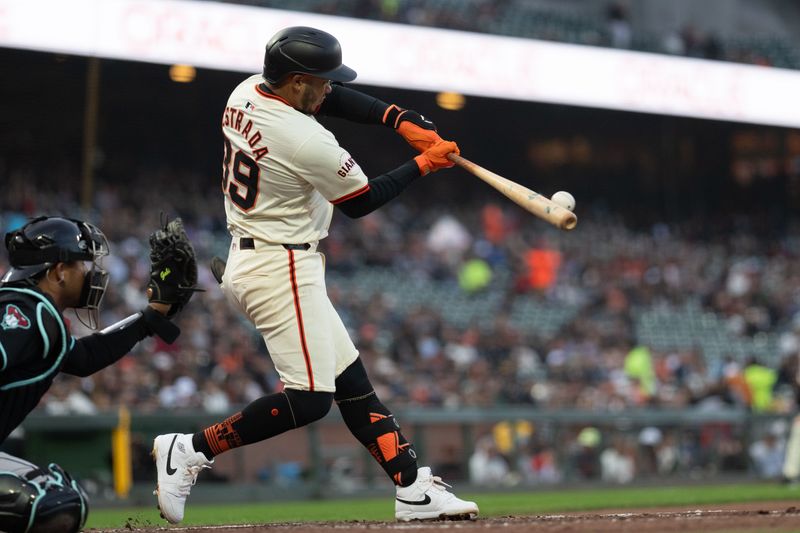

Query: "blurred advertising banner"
(2, 0), (800, 127)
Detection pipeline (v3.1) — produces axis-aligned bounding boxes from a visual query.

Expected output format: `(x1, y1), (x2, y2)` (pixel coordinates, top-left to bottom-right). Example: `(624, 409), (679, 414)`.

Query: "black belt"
(239, 238), (310, 251)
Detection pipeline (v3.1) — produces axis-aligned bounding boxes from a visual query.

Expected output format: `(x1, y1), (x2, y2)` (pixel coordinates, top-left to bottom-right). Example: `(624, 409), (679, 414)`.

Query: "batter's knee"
(334, 358), (373, 401)
(284, 389), (334, 426)
(0, 464), (88, 533)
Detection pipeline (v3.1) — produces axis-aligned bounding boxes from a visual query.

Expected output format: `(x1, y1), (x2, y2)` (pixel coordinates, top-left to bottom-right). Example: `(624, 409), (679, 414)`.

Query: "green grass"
(86, 483), (799, 529)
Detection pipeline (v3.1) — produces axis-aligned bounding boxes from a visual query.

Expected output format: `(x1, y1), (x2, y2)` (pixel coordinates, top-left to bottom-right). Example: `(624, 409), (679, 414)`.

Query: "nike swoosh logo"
(396, 494), (432, 506)
(166, 435), (178, 475)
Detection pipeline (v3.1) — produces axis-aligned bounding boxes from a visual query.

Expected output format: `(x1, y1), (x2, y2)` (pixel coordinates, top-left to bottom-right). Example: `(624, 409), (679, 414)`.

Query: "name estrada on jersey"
(221, 74), (369, 245)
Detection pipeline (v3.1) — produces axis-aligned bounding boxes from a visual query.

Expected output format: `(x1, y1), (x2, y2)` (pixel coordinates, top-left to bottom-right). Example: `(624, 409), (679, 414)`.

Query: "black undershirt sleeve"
(318, 84), (389, 124)
(61, 308), (177, 377)
(320, 85), (422, 217)
(61, 321), (147, 377)
(335, 160), (421, 218)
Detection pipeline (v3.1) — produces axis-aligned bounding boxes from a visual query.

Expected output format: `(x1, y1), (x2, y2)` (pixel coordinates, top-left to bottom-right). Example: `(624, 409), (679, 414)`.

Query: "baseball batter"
(153, 26), (479, 523)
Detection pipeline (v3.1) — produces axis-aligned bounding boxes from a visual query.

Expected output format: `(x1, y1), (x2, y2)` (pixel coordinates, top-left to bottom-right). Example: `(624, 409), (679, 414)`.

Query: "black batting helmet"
(263, 26), (357, 84)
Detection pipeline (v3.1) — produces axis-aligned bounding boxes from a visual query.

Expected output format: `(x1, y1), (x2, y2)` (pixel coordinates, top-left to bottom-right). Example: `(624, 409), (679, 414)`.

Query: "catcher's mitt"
(147, 217), (202, 318)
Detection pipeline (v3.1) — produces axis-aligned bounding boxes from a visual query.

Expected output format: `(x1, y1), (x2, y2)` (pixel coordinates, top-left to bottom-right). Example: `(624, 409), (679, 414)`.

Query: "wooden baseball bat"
(447, 154), (577, 230)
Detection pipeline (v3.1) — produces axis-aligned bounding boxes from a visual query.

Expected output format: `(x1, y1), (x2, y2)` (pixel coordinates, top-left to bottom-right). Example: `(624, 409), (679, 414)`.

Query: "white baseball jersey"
(221, 74), (369, 244)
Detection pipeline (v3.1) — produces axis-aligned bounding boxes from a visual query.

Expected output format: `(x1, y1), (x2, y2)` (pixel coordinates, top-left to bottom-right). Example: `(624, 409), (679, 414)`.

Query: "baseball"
(551, 191), (575, 212)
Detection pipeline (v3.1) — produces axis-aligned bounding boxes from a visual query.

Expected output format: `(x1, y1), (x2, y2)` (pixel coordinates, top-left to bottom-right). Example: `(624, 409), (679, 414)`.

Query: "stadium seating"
(210, 0), (800, 70)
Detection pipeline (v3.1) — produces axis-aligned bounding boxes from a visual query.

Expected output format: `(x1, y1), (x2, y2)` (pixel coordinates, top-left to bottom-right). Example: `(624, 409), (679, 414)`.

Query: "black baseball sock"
(192, 391), (296, 458)
(191, 389), (332, 458)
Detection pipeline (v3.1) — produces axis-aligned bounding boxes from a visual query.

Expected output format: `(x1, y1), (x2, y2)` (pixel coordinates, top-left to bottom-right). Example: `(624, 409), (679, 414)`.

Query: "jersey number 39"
(222, 137), (260, 212)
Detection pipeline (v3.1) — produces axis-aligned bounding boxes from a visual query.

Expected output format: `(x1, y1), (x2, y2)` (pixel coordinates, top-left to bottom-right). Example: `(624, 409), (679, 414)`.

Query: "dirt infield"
(94, 501), (800, 533)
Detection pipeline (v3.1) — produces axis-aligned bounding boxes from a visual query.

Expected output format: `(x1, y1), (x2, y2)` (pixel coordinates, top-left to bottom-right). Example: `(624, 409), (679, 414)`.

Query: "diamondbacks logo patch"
(2, 304), (31, 330)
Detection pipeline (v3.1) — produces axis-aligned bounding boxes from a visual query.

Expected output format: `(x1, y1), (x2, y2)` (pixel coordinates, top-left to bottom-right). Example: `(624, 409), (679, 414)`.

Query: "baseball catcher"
(0, 215), (195, 532)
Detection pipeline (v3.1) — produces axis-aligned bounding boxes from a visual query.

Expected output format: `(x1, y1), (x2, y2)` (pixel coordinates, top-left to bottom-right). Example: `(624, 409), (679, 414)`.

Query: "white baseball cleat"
(152, 433), (213, 524)
(395, 466), (479, 521)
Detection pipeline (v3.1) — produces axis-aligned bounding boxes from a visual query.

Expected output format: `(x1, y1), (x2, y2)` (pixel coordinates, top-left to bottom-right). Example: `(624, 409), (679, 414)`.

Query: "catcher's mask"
(262, 26), (357, 84)
(2, 216), (110, 328)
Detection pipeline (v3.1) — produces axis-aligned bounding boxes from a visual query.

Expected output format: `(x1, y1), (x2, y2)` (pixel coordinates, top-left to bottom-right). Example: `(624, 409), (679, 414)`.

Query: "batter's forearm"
(335, 161), (421, 218)
(318, 85), (389, 124)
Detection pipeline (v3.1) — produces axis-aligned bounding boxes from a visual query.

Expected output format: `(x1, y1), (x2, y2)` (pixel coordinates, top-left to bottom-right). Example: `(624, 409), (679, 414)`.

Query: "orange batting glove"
(383, 104), (442, 153)
(414, 140), (460, 175)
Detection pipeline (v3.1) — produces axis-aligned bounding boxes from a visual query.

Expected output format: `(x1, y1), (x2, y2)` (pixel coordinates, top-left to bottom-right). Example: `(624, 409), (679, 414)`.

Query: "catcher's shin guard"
(335, 359), (418, 486)
(0, 464), (88, 533)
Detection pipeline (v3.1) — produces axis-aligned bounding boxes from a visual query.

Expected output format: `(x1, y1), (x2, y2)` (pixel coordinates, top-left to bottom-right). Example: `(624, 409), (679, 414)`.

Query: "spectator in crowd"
(600, 435), (636, 483)
(749, 422), (787, 479)
(744, 357), (778, 411)
(606, 2), (632, 49)
(523, 443), (561, 484)
(568, 427), (602, 480)
(637, 426), (663, 476)
(469, 435), (512, 486)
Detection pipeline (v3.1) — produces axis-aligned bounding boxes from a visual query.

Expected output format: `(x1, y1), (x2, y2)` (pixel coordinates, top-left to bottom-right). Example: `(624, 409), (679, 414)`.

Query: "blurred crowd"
(3, 165), (800, 423)
(466, 417), (790, 486)
(225, 0), (798, 69)
(5, 161), (800, 486)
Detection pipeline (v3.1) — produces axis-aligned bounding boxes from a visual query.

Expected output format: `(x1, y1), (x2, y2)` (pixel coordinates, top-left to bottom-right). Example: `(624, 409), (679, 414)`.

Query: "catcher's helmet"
(263, 26), (357, 84)
(2, 216), (108, 284)
(2, 216), (110, 327)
